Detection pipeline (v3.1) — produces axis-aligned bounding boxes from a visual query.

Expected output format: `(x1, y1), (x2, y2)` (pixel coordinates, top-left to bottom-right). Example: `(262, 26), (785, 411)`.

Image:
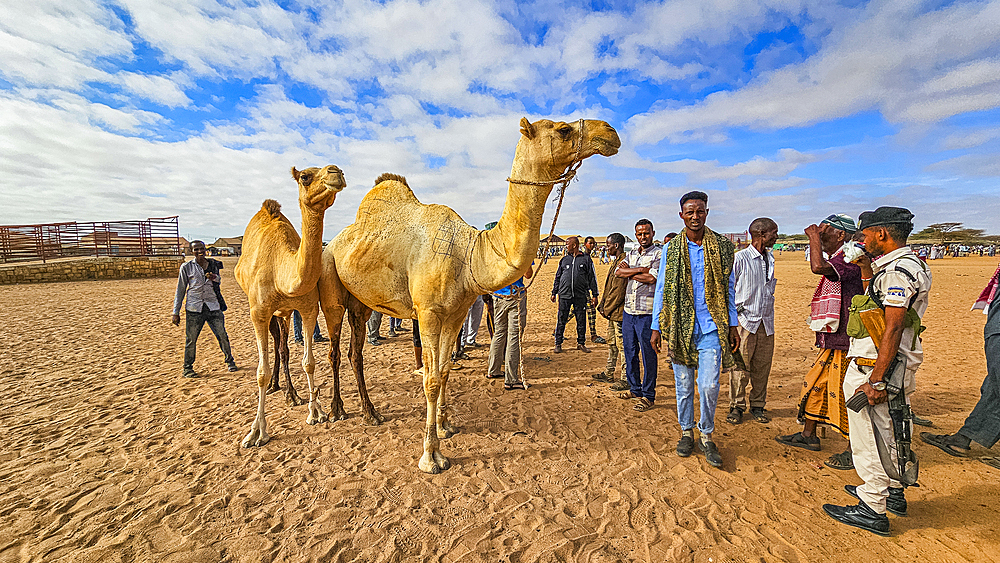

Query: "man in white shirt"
(727, 218), (778, 425)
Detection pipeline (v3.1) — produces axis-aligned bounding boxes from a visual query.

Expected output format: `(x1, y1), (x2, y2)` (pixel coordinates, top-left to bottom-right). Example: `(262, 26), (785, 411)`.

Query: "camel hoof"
(307, 411), (329, 425)
(433, 452), (451, 471)
(286, 392), (306, 407)
(437, 424), (459, 439)
(265, 385), (280, 395)
(363, 410), (386, 426)
(330, 400), (348, 421)
(241, 428), (270, 448)
(418, 454), (441, 474)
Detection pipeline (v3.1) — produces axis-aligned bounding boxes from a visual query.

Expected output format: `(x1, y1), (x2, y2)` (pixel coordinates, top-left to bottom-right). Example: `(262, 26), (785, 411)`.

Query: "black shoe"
(455, 351), (472, 361)
(227, 362), (238, 372)
(183, 369), (199, 378)
(313, 335), (329, 343)
(776, 431), (821, 451)
(676, 435), (694, 457)
(699, 439), (723, 468)
(592, 371), (612, 382)
(823, 501), (890, 536)
(844, 485), (908, 517)
(367, 337), (382, 347)
(376, 335), (387, 340)
(592, 335), (607, 344)
(749, 407), (770, 423)
(467, 342), (482, 348)
(387, 329), (398, 338)
(911, 413), (933, 427)
(294, 338), (304, 345)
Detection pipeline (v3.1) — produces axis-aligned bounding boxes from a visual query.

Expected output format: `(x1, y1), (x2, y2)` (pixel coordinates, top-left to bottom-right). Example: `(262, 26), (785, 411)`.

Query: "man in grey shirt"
(172, 240), (237, 377)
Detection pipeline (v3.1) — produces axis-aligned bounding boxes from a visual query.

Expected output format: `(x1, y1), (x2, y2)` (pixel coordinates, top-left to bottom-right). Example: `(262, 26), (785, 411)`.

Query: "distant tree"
(924, 222), (965, 244)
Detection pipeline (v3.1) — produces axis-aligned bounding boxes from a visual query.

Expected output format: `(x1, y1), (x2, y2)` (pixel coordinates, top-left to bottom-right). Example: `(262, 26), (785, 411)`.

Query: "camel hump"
(374, 173), (407, 187)
(262, 199), (282, 218)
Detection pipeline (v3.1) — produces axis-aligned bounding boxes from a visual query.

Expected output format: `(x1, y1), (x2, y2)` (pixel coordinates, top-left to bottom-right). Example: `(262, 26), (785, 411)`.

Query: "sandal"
(485, 372), (504, 379)
(920, 432), (970, 457)
(633, 398), (653, 412)
(504, 381), (525, 391)
(609, 380), (630, 392)
(618, 391), (640, 400)
(981, 457), (1000, 470)
(726, 407), (743, 424)
(750, 407), (770, 423)
(775, 431), (821, 451)
(824, 449), (854, 470)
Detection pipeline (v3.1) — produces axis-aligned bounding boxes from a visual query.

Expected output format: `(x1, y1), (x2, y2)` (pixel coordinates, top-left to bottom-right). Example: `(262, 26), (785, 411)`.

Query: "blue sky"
(2, 0), (999, 242)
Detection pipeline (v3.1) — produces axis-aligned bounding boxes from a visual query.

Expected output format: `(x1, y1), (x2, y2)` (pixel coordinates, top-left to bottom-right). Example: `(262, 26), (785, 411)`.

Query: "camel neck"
(288, 203), (326, 295)
(470, 146), (561, 292)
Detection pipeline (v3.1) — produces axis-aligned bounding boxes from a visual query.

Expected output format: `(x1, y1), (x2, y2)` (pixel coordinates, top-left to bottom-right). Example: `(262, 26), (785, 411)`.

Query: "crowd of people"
(171, 193), (999, 539)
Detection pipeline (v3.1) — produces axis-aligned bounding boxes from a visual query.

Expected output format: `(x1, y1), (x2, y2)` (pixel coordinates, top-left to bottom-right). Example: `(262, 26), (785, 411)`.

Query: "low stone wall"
(0, 256), (184, 285)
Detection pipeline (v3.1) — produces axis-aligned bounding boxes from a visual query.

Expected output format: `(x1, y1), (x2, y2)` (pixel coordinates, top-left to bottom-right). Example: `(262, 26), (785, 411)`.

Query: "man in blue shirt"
(651, 192), (739, 468)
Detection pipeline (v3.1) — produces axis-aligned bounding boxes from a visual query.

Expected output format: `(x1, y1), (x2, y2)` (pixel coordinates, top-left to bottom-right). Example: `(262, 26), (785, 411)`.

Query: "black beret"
(858, 206), (914, 230)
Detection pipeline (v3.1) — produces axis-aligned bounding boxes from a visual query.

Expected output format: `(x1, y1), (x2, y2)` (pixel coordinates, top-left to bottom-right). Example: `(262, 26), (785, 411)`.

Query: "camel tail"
(261, 199), (282, 218)
(374, 173), (407, 187)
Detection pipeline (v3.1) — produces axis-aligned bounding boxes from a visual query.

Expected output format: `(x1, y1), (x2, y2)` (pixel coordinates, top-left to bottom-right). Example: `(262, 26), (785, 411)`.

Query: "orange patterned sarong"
(798, 348), (850, 438)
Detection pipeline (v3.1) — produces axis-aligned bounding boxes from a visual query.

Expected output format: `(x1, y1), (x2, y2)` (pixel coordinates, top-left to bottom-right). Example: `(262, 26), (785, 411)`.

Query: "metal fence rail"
(0, 216), (181, 264)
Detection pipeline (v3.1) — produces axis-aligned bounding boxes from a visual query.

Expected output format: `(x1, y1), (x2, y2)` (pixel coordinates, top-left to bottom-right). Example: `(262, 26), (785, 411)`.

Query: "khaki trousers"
(488, 293), (527, 384)
(844, 362), (914, 515)
(728, 324), (774, 409)
(605, 319), (626, 379)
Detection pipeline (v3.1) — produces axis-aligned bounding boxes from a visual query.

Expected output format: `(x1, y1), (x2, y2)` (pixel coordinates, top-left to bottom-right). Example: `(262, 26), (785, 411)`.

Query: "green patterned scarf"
(657, 227), (736, 368)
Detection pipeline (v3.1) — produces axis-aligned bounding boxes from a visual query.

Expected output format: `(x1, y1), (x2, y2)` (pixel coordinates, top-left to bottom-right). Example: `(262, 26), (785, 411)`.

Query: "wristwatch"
(869, 380), (887, 391)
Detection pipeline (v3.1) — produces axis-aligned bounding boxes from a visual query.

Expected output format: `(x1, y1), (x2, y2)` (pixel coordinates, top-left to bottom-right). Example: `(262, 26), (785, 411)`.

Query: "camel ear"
(291, 167), (300, 181)
(519, 117), (535, 140)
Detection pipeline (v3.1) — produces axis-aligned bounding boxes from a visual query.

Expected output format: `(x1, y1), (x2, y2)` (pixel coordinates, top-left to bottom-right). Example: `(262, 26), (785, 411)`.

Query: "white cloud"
(627, 0), (1000, 144)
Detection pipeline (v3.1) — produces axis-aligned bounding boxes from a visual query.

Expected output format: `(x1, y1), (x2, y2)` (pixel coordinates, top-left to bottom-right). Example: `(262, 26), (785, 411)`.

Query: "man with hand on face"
(617, 219), (663, 412)
(777, 214), (862, 472)
(172, 240), (237, 378)
(823, 207), (930, 537)
(652, 192), (739, 469)
(552, 236), (599, 354)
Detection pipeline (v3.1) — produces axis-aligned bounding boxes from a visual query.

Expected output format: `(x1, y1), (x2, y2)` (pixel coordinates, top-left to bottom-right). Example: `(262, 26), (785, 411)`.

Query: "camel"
(318, 118), (620, 473)
(234, 165), (345, 448)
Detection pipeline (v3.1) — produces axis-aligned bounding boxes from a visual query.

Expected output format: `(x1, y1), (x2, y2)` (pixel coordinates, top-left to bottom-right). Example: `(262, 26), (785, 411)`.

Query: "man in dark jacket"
(595, 232), (627, 383)
(551, 236), (599, 353)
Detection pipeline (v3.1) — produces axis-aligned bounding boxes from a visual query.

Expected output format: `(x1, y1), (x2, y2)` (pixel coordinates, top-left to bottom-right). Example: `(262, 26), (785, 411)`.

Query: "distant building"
(210, 236), (243, 256)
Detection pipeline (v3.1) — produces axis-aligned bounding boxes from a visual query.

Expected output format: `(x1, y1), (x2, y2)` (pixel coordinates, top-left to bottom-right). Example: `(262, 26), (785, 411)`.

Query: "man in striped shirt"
(727, 218), (778, 425)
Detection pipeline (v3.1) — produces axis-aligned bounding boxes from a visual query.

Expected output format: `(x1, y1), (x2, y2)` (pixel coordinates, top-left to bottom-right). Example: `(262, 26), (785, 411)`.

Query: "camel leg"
(278, 316), (305, 406)
(435, 319), (462, 439)
(242, 308), (273, 448)
(321, 300), (348, 421)
(416, 313), (450, 473)
(347, 296), (384, 426)
(267, 316), (282, 394)
(300, 305), (328, 425)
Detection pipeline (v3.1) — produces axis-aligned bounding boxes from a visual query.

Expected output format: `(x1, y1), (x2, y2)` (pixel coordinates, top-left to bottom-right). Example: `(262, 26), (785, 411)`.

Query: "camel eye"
(557, 126), (572, 137)
(301, 173), (313, 184)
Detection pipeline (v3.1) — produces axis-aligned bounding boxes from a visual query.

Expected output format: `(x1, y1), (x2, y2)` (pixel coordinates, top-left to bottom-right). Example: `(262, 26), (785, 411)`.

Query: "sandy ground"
(1, 252), (999, 563)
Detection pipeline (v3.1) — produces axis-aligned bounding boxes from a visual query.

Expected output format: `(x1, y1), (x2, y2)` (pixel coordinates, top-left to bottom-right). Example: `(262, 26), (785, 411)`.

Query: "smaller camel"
(234, 165), (345, 447)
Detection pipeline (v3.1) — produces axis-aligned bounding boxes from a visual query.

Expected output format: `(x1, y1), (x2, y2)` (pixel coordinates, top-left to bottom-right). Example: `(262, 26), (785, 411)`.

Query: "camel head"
(291, 165), (346, 213)
(515, 118), (621, 179)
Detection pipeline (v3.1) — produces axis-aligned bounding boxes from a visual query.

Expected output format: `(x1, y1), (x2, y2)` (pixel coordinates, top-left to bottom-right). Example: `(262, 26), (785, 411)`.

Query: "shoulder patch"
(886, 286), (906, 299)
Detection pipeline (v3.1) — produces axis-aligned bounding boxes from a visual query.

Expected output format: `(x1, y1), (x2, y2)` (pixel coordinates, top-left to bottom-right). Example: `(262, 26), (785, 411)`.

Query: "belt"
(854, 357), (877, 367)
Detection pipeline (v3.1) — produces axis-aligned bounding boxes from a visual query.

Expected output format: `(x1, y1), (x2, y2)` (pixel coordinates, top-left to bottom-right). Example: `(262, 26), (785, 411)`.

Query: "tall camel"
(320, 118), (620, 473)
(235, 165), (345, 448)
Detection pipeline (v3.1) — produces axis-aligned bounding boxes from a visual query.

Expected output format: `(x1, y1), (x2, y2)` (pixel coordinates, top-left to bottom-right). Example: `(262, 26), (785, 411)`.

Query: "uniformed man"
(823, 206), (931, 536)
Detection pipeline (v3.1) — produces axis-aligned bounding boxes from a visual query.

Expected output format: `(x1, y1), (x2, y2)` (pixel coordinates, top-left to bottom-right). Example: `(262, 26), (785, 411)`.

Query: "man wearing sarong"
(823, 206), (930, 536)
(920, 260), (1000, 470)
(777, 214), (861, 471)
(651, 191), (739, 469)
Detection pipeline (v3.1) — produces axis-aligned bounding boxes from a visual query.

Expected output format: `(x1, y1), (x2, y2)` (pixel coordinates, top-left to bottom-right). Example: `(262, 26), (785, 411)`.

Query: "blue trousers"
(622, 312), (657, 401)
(672, 329), (723, 435)
(292, 310), (322, 341)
